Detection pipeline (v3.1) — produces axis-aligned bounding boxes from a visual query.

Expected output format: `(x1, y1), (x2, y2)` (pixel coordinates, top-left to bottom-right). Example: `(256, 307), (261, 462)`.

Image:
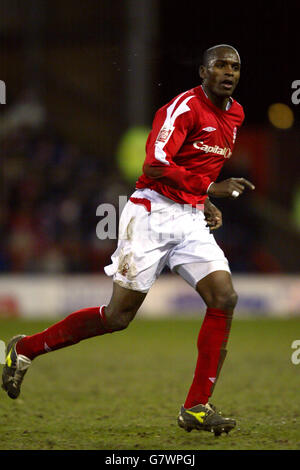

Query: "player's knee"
(104, 307), (135, 331)
(217, 289), (238, 311)
(207, 289), (238, 311)
(110, 318), (130, 331)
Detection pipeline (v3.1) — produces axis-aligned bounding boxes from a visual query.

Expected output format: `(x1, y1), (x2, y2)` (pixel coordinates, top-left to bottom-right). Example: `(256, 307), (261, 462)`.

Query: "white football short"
(104, 188), (230, 292)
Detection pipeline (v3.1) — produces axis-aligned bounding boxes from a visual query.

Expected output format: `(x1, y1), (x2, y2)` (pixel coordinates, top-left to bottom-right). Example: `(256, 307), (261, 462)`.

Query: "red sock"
(16, 306), (111, 360)
(184, 307), (232, 409)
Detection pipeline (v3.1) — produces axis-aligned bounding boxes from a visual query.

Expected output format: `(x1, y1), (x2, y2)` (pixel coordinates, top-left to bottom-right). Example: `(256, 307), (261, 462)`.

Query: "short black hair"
(203, 44), (241, 67)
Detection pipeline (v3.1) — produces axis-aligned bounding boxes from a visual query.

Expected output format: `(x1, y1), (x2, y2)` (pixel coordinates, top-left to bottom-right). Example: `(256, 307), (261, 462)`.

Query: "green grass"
(0, 316), (300, 450)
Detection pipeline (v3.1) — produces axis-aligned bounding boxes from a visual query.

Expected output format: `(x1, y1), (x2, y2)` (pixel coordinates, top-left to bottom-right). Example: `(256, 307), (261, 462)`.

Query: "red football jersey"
(136, 85), (245, 206)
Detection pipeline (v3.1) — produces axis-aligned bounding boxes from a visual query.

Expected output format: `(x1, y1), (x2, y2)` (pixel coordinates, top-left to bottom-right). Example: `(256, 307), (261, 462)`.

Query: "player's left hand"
(204, 198), (222, 231)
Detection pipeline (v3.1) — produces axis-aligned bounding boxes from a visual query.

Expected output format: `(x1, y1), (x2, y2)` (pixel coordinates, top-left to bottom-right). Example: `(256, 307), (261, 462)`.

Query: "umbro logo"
(203, 127), (216, 132)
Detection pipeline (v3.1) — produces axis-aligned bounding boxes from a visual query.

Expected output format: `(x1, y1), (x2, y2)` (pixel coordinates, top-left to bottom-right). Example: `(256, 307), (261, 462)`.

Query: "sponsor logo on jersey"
(193, 140), (232, 159)
(203, 126), (216, 132)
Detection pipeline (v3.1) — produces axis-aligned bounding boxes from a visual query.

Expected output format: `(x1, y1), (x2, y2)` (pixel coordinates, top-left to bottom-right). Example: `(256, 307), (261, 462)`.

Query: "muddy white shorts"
(104, 188), (230, 292)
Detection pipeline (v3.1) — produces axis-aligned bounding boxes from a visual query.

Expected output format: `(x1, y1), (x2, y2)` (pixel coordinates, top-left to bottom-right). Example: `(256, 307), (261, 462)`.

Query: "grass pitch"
(0, 316), (300, 450)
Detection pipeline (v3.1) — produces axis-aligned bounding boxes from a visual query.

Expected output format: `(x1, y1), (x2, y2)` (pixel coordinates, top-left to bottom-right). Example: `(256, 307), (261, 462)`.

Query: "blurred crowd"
(0, 94), (128, 273)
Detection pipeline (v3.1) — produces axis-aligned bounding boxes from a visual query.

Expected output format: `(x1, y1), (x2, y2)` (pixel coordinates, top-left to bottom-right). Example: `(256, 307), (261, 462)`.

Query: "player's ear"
(199, 65), (207, 81)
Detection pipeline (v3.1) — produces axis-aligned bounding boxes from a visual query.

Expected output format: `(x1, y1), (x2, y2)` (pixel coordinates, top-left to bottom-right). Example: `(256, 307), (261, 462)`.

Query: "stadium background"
(1, 0), (300, 453)
(1, 0), (300, 317)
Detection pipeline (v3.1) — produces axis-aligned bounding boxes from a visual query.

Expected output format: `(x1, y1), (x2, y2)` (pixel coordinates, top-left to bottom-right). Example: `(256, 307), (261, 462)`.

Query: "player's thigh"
(195, 270), (238, 310)
(105, 282), (147, 330)
(176, 262), (237, 310)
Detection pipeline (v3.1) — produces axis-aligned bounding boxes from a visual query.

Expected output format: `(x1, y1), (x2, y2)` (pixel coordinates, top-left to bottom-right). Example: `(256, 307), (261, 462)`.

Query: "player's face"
(200, 49), (241, 97)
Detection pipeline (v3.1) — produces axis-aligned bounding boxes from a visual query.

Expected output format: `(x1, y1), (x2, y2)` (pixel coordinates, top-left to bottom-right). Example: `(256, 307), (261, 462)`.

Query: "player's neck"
(202, 85), (230, 111)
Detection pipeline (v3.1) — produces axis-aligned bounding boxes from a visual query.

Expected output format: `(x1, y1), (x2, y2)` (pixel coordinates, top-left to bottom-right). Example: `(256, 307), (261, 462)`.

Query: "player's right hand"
(207, 178), (255, 198)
